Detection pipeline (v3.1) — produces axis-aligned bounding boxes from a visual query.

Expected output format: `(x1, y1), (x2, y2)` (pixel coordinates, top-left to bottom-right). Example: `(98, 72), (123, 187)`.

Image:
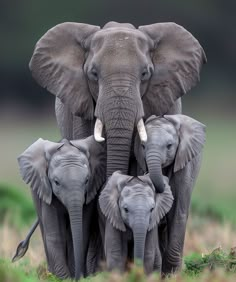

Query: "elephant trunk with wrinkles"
(95, 76), (146, 176)
(146, 148), (165, 193)
(133, 214), (149, 263)
(66, 195), (84, 280)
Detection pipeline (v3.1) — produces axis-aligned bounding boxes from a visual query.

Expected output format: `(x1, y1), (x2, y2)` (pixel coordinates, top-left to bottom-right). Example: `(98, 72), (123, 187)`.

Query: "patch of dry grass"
(0, 218), (45, 267)
(1, 214), (236, 271)
(184, 215), (236, 255)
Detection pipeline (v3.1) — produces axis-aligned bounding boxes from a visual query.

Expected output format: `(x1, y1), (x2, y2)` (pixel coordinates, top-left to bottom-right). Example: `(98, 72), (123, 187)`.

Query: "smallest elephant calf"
(99, 171), (173, 274)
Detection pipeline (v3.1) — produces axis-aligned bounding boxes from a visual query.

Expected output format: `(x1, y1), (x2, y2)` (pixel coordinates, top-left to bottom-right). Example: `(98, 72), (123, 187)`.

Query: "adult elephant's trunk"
(95, 74), (145, 177)
(133, 217), (148, 263)
(67, 195), (84, 280)
(146, 148), (165, 193)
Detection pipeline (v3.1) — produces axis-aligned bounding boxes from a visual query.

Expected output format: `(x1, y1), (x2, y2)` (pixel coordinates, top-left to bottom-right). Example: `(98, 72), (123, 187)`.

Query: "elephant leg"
(41, 199), (70, 279)
(104, 221), (127, 272)
(31, 190), (50, 264)
(55, 97), (95, 140)
(144, 228), (160, 274)
(98, 203), (106, 250)
(86, 207), (104, 275)
(166, 98), (182, 115)
(73, 115), (95, 139)
(162, 154), (202, 275)
(33, 192), (70, 279)
(55, 98), (73, 139)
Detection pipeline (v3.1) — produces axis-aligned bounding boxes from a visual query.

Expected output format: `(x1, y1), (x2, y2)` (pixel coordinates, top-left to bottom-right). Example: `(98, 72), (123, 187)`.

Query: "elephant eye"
(124, 207), (129, 213)
(85, 177), (89, 185)
(150, 207), (154, 212)
(54, 179), (60, 186)
(167, 143), (172, 150)
(88, 68), (98, 81)
(141, 66), (152, 81)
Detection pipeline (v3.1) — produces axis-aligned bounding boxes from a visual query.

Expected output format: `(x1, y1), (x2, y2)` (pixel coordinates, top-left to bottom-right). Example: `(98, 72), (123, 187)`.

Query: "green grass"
(184, 248), (236, 276)
(190, 117), (236, 225)
(2, 256), (236, 282)
(0, 183), (35, 228)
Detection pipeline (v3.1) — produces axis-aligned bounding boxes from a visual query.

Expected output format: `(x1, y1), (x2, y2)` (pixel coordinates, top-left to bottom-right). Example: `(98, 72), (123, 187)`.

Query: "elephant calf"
(99, 171), (173, 274)
(17, 136), (106, 280)
(135, 114), (206, 274)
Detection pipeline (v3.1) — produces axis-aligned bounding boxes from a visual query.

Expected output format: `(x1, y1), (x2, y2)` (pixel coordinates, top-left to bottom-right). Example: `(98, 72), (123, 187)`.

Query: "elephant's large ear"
(70, 136), (106, 204)
(99, 171), (133, 232)
(18, 138), (62, 204)
(30, 23), (100, 119)
(149, 176), (174, 231)
(139, 23), (207, 117)
(164, 114), (206, 172)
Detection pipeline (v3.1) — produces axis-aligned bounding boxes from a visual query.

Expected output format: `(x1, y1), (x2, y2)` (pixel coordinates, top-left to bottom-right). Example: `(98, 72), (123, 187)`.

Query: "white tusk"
(94, 119), (105, 142)
(137, 119), (147, 143)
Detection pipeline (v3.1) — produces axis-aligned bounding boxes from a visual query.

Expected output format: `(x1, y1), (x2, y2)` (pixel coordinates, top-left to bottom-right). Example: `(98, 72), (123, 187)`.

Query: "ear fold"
(149, 176), (174, 231)
(70, 136), (106, 204)
(30, 22), (100, 119)
(164, 114), (206, 172)
(139, 23), (206, 117)
(99, 171), (133, 232)
(18, 138), (63, 204)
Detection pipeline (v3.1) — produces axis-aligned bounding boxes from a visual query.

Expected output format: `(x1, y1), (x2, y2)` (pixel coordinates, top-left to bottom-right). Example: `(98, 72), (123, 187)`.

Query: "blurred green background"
(0, 0), (236, 275)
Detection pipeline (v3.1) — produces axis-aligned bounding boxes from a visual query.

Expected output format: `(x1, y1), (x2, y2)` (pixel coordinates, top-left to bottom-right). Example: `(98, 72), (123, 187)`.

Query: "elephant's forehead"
(146, 119), (177, 136)
(50, 151), (88, 167)
(91, 28), (151, 50)
(121, 184), (154, 198)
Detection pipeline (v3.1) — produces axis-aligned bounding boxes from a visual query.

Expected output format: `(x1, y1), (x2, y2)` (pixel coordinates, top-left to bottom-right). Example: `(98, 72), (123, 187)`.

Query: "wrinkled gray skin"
(18, 136), (106, 280)
(99, 171), (173, 273)
(134, 114), (206, 274)
(29, 21), (206, 181)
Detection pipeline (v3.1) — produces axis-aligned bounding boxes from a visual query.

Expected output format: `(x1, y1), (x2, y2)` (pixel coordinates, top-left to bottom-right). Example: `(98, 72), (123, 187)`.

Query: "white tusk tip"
(95, 136), (105, 142)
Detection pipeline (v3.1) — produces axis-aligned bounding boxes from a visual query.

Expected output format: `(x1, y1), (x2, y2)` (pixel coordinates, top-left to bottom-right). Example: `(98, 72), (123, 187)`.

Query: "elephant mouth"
(94, 118), (147, 143)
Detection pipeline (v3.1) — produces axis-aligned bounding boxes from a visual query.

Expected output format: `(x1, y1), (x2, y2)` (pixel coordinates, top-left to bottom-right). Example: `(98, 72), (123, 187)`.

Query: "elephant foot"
(161, 257), (182, 277)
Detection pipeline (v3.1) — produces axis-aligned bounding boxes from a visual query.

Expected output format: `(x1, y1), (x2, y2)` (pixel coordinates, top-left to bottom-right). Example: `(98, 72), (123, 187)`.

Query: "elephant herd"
(13, 22), (206, 280)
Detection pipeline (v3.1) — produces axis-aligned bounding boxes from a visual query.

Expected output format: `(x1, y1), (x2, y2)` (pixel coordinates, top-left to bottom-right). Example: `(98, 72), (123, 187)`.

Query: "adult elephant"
(30, 21), (206, 179)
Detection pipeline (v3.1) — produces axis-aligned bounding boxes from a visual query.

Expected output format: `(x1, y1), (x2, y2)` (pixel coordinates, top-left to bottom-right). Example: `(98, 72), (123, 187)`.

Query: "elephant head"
(18, 136), (106, 280)
(30, 21), (206, 176)
(135, 114), (206, 192)
(99, 171), (173, 264)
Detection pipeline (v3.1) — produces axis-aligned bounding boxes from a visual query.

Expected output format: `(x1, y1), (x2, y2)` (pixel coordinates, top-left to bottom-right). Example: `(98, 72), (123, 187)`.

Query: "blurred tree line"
(0, 0), (235, 117)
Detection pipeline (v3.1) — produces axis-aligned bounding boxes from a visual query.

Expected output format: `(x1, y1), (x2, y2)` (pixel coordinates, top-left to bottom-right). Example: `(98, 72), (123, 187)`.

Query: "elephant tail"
(12, 219), (39, 262)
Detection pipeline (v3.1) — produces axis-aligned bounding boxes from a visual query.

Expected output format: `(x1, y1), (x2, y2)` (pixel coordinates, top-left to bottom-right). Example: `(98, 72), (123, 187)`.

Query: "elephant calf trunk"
(146, 150), (165, 193)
